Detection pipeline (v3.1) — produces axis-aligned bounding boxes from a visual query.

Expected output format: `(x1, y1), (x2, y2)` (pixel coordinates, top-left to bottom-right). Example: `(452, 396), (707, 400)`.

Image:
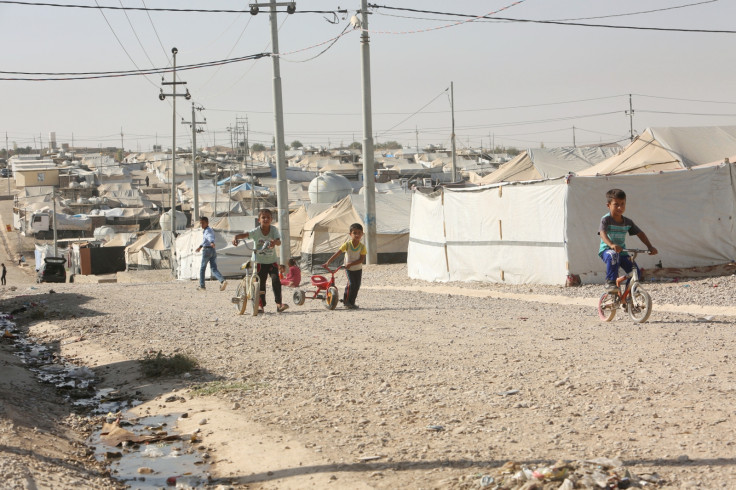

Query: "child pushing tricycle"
(323, 223), (366, 310)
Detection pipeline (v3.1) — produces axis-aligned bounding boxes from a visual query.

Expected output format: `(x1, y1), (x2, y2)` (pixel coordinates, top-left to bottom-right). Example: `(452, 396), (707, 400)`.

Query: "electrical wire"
(281, 20), (354, 62)
(377, 88), (449, 137)
(0, 53), (270, 80)
(118, 0), (158, 70)
(551, 0), (719, 21)
(0, 1), (348, 15)
(141, 0), (170, 64)
(367, 4), (736, 34)
(93, 0), (160, 88)
(634, 93), (736, 105)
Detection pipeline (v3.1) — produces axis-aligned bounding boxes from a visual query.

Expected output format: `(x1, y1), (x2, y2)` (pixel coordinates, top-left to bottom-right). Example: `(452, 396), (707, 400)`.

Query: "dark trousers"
(600, 250), (637, 282)
(344, 269), (362, 306)
(1, 274), (5, 285)
(256, 263), (282, 308)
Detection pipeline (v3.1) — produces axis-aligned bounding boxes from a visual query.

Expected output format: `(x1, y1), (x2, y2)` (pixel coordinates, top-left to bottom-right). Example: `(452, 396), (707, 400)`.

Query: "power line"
(634, 93), (736, 105)
(0, 1), (347, 14)
(0, 53), (269, 80)
(367, 4), (736, 34)
(141, 0), (170, 64)
(118, 0), (158, 70)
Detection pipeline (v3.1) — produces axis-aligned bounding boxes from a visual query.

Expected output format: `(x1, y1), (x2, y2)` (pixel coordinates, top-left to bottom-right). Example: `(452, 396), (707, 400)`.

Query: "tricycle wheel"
(325, 286), (339, 310)
(293, 288), (305, 306)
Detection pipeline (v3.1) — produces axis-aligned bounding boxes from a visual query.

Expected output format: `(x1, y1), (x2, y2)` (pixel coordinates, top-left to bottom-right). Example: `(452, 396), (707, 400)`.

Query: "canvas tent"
(298, 193), (411, 270)
(408, 164), (736, 285)
(175, 217), (257, 280)
(124, 231), (173, 270)
(578, 126), (736, 176)
(479, 146), (619, 185)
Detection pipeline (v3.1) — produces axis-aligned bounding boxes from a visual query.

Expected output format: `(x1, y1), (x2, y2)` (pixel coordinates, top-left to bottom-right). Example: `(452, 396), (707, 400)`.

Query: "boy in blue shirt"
(232, 208), (289, 313)
(599, 189), (658, 293)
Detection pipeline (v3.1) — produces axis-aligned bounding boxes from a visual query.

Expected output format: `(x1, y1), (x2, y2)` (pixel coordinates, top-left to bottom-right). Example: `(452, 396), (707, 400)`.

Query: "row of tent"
(120, 192), (412, 278)
(469, 126), (736, 185)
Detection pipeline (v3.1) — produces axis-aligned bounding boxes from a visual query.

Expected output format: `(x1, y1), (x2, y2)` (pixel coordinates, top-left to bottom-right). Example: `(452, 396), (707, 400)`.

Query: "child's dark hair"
(349, 223), (363, 233)
(288, 258), (297, 267)
(258, 208), (273, 218)
(606, 189), (626, 204)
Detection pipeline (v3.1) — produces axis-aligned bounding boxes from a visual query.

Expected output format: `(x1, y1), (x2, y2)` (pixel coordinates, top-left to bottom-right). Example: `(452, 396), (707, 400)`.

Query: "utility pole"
(359, 0), (377, 264)
(159, 47), (191, 275)
(120, 127), (124, 153)
(5, 132), (9, 195)
(249, 0), (295, 265)
(572, 126), (576, 147)
(52, 187), (58, 257)
(450, 81), (457, 182)
(627, 93), (635, 142)
(415, 126), (419, 153)
(182, 103), (206, 221)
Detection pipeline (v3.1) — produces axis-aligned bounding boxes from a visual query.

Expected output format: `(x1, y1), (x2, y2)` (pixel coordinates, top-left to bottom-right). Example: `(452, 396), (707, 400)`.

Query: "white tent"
(479, 146), (619, 184)
(124, 231), (173, 270)
(175, 222), (257, 281)
(408, 164), (736, 285)
(579, 126), (736, 176)
(298, 193), (412, 270)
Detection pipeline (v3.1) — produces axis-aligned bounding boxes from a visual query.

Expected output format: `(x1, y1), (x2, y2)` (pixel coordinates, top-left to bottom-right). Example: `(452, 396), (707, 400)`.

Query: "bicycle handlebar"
(622, 248), (651, 254)
(323, 265), (343, 274)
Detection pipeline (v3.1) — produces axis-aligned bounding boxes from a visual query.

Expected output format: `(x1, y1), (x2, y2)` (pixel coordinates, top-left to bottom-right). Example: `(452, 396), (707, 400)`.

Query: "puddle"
(90, 413), (209, 489)
(2, 307), (212, 488)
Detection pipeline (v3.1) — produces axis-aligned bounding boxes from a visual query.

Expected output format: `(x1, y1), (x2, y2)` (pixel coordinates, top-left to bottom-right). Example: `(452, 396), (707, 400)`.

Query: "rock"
(137, 467), (154, 474)
(198, 418), (208, 425)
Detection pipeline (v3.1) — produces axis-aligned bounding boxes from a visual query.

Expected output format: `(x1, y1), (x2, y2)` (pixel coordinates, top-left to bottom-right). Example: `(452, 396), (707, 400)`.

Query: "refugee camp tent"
(578, 126), (736, 176)
(299, 193), (412, 270)
(175, 216), (258, 280)
(408, 164), (736, 285)
(124, 231), (173, 270)
(479, 146), (619, 185)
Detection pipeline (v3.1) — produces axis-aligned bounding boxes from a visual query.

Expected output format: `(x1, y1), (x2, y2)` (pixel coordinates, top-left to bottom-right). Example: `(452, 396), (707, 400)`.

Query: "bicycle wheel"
(245, 276), (260, 317)
(293, 288), (305, 306)
(628, 285), (652, 323)
(235, 280), (247, 315)
(325, 286), (339, 310)
(597, 292), (617, 322)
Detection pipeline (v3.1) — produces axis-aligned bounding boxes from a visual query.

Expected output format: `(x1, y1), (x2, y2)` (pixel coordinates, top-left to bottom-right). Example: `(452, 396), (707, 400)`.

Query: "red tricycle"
(292, 265), (342, 310)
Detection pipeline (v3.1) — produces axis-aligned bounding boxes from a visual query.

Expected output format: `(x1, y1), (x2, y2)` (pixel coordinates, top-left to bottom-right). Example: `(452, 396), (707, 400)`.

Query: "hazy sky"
(2, 0), (735, 153)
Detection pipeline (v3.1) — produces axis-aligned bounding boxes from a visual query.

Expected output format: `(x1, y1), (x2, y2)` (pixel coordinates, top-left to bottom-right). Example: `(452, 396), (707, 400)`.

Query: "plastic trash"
(142, 445), (164, 458)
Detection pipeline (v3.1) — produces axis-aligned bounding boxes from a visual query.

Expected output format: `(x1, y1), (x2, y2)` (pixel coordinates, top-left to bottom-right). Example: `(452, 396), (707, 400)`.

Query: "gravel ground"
(4, 264), (736, 488)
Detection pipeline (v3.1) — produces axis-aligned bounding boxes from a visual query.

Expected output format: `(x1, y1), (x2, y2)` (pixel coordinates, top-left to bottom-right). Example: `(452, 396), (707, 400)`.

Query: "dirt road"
(2, 263), (734, 488)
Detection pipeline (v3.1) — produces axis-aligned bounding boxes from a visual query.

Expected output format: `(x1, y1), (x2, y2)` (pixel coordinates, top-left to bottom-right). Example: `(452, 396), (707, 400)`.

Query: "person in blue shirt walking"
(196, 216), (228, 291)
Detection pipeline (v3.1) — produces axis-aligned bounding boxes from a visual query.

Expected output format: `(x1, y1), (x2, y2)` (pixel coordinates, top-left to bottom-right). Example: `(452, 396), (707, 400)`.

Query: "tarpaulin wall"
(408, 181), (567, 284)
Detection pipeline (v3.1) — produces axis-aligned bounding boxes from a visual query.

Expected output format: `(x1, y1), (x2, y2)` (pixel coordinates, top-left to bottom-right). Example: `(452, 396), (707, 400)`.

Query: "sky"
(2, 0), (735, 153)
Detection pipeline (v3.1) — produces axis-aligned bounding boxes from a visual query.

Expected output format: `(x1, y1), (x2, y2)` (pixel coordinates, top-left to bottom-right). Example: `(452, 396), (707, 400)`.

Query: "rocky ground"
(1, 264), (735, 488)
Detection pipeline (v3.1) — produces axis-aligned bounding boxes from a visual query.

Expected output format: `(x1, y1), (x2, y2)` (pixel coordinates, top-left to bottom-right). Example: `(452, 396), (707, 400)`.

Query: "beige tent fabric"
(288, 206), (309, 258)
(579, 126), (736, 176)
(577, 129), (682, 176)
(480, 152), (540, 184)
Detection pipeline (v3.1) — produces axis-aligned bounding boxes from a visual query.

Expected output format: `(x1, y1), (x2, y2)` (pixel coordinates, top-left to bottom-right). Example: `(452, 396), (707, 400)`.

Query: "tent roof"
(579, 126), (736, 176)
(481, 146), (618, 184)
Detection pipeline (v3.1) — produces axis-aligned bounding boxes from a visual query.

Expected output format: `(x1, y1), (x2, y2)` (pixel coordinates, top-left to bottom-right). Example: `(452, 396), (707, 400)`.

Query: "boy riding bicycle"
(599, 189), (658, 293)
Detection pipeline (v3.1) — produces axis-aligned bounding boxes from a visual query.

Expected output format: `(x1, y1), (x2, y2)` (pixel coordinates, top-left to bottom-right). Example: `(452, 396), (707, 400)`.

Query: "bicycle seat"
(311, 275), (328, 288)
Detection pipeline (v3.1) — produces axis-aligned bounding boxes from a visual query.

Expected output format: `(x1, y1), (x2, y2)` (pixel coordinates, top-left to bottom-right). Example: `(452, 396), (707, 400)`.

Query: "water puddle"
(90, 412), (209, 489)
(2, 308), (211, 488)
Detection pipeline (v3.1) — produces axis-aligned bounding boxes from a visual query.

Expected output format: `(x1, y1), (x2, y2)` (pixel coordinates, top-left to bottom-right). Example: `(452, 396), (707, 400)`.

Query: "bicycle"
(231, 239), (270, 316)
(597, 248), (653, 323)
(292, 265), (343, 310)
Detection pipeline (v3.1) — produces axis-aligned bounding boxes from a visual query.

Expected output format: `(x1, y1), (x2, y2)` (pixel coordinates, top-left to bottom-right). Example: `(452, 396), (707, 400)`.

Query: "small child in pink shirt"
(279, 258), (301, 287)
